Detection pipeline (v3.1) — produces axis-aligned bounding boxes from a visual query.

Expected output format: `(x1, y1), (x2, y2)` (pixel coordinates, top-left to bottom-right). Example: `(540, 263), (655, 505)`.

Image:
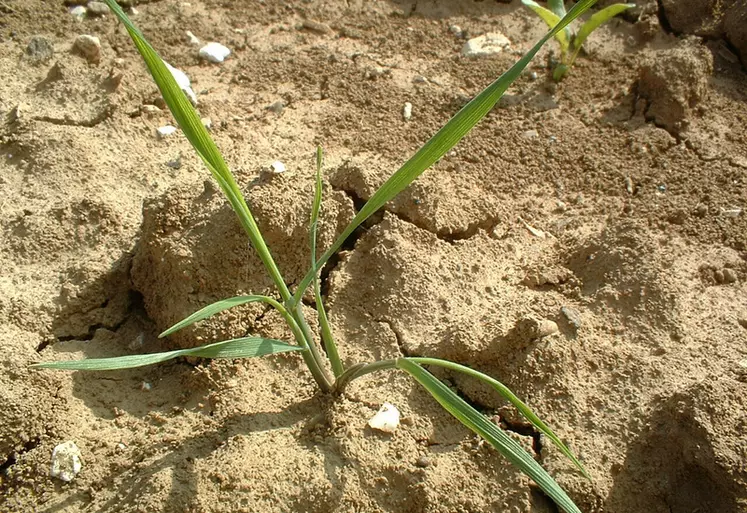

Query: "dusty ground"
(1, 0), (747, 512)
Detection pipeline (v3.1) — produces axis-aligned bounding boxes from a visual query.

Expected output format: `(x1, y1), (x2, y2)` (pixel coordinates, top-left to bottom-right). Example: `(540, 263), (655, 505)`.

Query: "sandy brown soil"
(1, 1), (747, 512)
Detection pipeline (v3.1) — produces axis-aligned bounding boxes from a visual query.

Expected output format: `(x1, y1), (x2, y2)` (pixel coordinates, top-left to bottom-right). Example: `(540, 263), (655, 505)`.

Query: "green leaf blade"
(31, 337), (303, 371)
(159, 295), (286, 338)
(574, 3), (635, 52)
(407, 357), (589, 479)
(309, 147), (343, 377)
(397, 359), (582, 513)
(521, 0), (570, 53)
(294, 0), (598, 300)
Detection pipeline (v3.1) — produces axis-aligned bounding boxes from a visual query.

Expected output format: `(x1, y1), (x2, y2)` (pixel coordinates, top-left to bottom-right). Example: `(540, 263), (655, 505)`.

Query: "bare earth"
(1, 1), (746, 512)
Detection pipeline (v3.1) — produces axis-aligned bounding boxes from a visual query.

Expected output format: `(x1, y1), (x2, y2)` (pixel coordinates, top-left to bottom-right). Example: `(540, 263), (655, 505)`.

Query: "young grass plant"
(32, 1), (602, 511)
(522, 0), (635, 80)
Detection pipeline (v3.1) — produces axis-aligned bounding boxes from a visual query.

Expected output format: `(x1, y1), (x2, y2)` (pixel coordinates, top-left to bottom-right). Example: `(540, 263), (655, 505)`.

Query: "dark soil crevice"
(242, 302), (275, 337)
(330, 174), (497, 244)
(374, 317), (409, 357)
(32, 106), (114, 128)
(0, 437), (40, 478)
(51, 289), (142, 345)
(500, 415), (543, 458)
(655, 0), (674, 34)
(320, 186), (379, 300)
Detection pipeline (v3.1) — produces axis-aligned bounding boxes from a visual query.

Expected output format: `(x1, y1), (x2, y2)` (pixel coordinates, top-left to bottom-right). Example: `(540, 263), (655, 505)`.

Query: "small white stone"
(50, 441), (82, 482)
(270, 161), (287, 174)
(165, 62), (197, 105)
(74, 34), (101, 63)
(403, 102), (413, 121)
(141, 381), (152, 391)
(156, 125), (178, 139)
(522, 129), (539, 139)
(199, 42), (231, 63)
(186, 31), (200, 45)
(368, 403), (400, 434)
(720, 207), (742, 217)
(462, 32), (511, 57)
(70, 6), (87, 20)
(86, 1), (110, 16)
(449, 25), (463, 37)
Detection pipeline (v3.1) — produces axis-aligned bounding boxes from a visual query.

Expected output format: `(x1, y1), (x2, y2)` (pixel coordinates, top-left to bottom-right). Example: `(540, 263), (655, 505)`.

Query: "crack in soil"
(331, 183), (496, 244)
(32, 105), (114, 128)
(42, 289), (143, 350)
(319, 186), (379, 302)
(374, 317), (409, 357)
(242, 302), (274, 338)
(0, 437), (40, 478)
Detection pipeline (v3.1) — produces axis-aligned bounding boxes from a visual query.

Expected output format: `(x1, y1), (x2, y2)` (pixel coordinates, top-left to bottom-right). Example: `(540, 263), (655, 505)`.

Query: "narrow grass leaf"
(407, 357), (589, 478)
(294, 0), (598, 301)
(397, 359), (581, 513)
(159, 295), (287, 338)
(521, 0), (569, 52)
(31, 337), (303, 371)
(309, 147), (343, 377)
(574, 3), (636, 51)
(102, 0), (291, 302)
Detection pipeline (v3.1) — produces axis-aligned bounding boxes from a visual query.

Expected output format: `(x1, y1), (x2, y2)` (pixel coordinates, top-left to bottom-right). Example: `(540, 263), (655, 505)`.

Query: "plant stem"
(291, 303), (333, 392)
(333, 359), (398, 394)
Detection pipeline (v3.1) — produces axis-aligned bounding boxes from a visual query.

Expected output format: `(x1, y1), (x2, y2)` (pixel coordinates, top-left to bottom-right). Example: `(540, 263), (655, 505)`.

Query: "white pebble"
(156, 125), (178, 139)
(141, 381), (152, 391)
(270, 161), (287, 174)
(70, 6), (87, 20)
(522, 129), (539, 139)
(165, 62), (197, 105)
(403, 102), (413, 121)
(462, 32), (511, 57)
(721, 207), (742, 217)
(74, 34), (101, 64)
(86, 1), (110, 16)
(199, 42), (231, 63)
(449, 25), (463, 38)
(50, 441), (82, 482)
(186, 31), (200, 45)
(368, 403), (400, 433)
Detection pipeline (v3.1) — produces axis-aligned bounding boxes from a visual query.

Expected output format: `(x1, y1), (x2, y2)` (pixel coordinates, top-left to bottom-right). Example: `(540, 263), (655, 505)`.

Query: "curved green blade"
(574, 3), (635, 52)
(159, 295), (285, 338)
(309, 147), (343, 377)
(521, 0), (570, 53)
(293, 0), (598, 303)
(397, 359), (581, 513)
(406, 357), (589, 479)
(31, 337), (302, 371)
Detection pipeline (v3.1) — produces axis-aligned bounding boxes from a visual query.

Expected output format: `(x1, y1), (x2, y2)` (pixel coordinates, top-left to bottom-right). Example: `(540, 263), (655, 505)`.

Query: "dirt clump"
(637, 40), (713, 134)
(131, 174), (355, 348)
(661, 0), (747, 65)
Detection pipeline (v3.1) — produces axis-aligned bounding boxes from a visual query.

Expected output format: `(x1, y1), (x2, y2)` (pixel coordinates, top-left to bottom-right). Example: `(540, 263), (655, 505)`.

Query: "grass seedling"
(522, 0), (635, 80)
(32, 1), (602, 511)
